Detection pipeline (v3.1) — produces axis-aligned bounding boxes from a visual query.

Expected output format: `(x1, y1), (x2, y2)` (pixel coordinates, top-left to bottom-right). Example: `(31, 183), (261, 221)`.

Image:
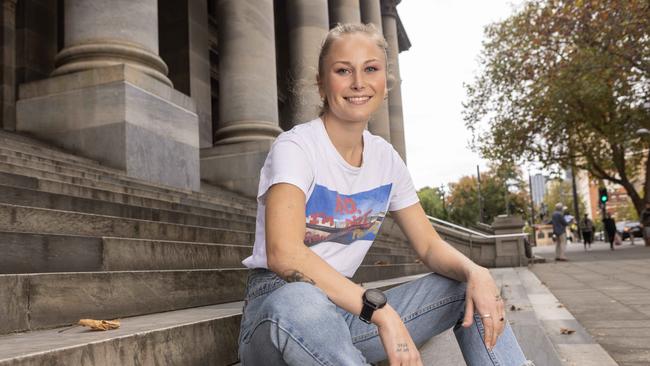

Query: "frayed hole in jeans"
(521, 361), (536, 366)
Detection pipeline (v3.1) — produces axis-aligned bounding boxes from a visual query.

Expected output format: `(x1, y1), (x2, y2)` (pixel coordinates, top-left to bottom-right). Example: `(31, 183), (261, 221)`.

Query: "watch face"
(365, 289), (387, 306)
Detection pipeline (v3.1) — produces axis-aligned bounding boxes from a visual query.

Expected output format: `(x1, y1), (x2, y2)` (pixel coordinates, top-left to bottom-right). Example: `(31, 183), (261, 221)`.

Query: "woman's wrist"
(371, 303), (397, 327)
(464, 263), (488, 281)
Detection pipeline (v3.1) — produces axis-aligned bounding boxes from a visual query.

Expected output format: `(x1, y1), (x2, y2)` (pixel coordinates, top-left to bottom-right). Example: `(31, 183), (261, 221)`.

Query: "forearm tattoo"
(396, 343), (409, 353)
(282, 270), (316, 285)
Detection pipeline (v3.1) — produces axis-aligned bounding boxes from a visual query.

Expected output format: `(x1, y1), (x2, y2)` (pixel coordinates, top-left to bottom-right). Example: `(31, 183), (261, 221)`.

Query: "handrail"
(426, 215), (529, 239)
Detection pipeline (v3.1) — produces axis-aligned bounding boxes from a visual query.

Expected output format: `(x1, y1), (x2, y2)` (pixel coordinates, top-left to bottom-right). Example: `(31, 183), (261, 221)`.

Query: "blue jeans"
(238, 269), (532, 365)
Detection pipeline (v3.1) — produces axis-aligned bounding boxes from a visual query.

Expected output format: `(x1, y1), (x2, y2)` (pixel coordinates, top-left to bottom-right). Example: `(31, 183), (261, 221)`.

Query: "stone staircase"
(0, 130), (428, 365)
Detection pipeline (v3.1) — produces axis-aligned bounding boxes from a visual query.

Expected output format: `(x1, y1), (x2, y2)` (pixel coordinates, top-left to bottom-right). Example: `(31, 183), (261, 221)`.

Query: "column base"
(16, 64), (200, 191)
(200, 140), (274, 198)
(492, 215), (528, 267)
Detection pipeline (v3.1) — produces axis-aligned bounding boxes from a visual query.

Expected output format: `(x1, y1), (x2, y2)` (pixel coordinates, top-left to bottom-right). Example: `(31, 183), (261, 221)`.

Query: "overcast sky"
(398, 1), (525, 190)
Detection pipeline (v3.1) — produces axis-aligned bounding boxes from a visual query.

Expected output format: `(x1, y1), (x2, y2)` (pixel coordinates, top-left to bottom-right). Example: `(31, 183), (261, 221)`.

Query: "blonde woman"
(238, 23), (532, 366)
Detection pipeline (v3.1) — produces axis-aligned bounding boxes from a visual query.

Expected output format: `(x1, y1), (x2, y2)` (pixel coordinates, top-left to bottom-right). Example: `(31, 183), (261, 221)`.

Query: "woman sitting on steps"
(237, 23), (533, 366)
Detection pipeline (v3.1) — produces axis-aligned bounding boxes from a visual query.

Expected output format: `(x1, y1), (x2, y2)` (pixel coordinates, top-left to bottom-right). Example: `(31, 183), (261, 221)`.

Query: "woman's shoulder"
(275, 118), (320, 145)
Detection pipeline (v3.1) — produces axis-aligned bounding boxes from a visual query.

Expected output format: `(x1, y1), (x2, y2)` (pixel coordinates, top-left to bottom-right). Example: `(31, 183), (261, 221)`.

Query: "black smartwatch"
(360, 289), (387, 324)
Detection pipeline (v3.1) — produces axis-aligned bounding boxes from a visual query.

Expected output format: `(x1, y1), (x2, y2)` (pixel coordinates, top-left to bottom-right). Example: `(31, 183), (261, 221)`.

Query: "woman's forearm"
(268, 244), (371, 319)
(421, 238), (483, 283)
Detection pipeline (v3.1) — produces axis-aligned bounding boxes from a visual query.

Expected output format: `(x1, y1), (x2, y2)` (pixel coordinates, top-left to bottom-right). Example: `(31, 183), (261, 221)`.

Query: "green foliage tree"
(417, 186), (448, 220)
(464, 0), (650, 217)
(542, 180), (587, 222)
(445, 166), (530, 227)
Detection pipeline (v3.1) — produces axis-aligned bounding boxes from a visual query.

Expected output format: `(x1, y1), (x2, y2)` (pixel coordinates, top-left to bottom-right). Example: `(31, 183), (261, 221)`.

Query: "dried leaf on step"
(560, 327), (575, 335)
(374, 260), (390, 265)
(509, 305), (522, 311)
(557, 304), (564, 308)
(78, 319), (120, 331)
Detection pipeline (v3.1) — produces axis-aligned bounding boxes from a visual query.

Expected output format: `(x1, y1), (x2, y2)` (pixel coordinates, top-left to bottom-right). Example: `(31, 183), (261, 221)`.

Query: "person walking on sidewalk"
(603, 213), (617, 250)
(552, 203), (569, 261)
(581, 214), (594, 250)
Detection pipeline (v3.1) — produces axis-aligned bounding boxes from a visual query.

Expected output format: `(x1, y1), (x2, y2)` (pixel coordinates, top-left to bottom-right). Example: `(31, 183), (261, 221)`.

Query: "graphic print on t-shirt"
(304, 183), (392, 246)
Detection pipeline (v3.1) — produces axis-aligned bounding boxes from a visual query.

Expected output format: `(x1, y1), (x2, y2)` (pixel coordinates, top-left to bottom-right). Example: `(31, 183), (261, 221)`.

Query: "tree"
(464, 0), (650, 217)
(445, 166), (530, 227)
(417, 186), (448, 220)
(543, 179), (587, 222)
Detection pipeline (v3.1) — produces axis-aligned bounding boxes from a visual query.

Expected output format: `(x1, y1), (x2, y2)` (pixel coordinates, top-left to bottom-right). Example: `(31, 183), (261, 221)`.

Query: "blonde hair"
(317, 23), (391, 115)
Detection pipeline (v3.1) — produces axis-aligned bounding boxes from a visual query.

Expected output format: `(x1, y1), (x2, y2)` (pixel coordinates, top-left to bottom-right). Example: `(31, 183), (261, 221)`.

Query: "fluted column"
(329, 0), (361, 27)
(51, 0), (171, 87)
(0, 0), (16, 130)
(286, 0), (329, 126)
(381, 0), (406, 162)
(360, 0), (391, 142)
(214, 0), (282, 144)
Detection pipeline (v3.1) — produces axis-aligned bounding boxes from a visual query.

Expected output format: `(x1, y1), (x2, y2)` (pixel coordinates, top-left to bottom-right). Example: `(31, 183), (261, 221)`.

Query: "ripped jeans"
(238, 269), (533, 366)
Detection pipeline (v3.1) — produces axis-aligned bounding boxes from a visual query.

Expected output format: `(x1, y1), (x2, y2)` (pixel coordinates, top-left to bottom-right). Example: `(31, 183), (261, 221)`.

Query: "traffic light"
(599, 187), (608, 203)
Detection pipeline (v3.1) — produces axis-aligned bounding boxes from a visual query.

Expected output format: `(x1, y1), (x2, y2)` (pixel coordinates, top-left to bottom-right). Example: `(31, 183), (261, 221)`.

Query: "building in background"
(530, 173), (547, 206)
(0, 0), (410, 197)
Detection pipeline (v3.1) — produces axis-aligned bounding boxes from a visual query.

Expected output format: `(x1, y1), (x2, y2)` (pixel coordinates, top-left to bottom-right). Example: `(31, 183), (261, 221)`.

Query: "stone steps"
(0, 148), (257, 212)
(0, 131), (257, 209)
(0, 203), (254, 244)
(0, 183), (256, 231)
(0, 171), (255, 221)
(0, 231), (419, 274)
(0, 160), (255, 214)
(0, 269), (249, 334)
(0, 275), (428, 366)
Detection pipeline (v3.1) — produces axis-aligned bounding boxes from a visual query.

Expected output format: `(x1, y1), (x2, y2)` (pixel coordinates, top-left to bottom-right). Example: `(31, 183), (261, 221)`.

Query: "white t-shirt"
(241, 117), (419, 277)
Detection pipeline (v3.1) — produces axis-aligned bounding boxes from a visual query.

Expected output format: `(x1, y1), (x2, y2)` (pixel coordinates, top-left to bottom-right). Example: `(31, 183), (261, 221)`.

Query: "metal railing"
(426, 215), (529, 267)
(426, 215), (529, 239)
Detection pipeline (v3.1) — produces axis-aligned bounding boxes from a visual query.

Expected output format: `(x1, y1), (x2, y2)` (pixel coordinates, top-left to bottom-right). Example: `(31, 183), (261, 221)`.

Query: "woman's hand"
(461, 266), (505, 350)
(374, 305), (423, 366)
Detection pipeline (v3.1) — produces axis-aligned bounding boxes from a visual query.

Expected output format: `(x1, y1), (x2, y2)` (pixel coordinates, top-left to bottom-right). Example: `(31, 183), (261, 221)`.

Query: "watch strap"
(360, 302), (375, 324)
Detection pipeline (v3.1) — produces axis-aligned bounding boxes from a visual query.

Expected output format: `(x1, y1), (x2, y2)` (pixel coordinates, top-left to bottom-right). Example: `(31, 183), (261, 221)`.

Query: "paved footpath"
(532, 240), (650, 366)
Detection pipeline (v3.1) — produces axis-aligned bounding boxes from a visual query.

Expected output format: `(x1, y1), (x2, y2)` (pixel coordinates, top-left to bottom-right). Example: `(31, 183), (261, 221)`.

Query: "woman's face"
(319, 33), (387, 124)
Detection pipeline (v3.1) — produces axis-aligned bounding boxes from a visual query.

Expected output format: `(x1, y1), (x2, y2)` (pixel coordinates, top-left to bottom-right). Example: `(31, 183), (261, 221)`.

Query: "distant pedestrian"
(581, 214), (594, 250)
(552, 203), (569, 261)
(603, 213), (617, 250)
(642, 202), (650, 247)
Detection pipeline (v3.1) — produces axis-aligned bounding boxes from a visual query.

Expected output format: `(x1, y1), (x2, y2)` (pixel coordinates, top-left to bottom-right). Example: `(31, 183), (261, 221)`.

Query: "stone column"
(200, 0), (283, 197)
(360, 0), (390, 142)
(51, 0), (171, 87)
(159, 0), (214, 149)
(0, 0), (16, 131)
(214, 0), (282, 144)
(286, 0), (329, 126)
(381, 0), (407, 162)
(17, 0), (200, 190)
(329, 0), (361, 26)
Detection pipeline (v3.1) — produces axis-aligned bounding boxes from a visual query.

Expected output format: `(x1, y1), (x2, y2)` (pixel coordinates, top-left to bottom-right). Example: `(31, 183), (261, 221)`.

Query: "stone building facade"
(0, 0), (410, 197)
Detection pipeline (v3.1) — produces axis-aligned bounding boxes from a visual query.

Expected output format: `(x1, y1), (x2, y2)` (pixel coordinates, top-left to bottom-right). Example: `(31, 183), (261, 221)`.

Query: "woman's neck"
(322, 113), (366, 167)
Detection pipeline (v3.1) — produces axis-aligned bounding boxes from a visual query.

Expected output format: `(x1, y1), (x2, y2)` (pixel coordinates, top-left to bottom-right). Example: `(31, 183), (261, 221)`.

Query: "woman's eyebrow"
(332, 59), (380, 66)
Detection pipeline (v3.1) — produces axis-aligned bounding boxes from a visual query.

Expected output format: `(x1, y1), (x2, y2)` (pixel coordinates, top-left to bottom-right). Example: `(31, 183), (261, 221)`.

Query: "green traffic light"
(600, 196), (607, 202)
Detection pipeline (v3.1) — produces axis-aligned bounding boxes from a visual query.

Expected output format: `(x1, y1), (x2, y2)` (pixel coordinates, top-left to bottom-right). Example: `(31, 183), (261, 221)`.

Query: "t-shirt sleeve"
(257, 135), (314, 201)
(388, 148), (420, 211)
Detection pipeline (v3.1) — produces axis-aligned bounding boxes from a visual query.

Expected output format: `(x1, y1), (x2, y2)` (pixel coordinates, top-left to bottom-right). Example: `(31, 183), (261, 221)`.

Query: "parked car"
(622, 221), (642, 240)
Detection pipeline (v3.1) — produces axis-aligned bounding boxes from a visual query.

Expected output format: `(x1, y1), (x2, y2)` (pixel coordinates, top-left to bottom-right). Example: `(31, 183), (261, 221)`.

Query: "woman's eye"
(365, 66), (378, 72)
(336, 68), (351, 75)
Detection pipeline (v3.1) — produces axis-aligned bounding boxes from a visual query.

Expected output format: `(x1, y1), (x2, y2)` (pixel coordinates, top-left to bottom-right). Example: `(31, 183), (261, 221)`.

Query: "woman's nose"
(351, 73), (365, 90)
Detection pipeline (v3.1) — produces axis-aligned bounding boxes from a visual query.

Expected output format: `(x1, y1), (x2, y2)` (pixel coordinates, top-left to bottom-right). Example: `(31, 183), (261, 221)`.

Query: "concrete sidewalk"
(532, 240), (650, 366)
